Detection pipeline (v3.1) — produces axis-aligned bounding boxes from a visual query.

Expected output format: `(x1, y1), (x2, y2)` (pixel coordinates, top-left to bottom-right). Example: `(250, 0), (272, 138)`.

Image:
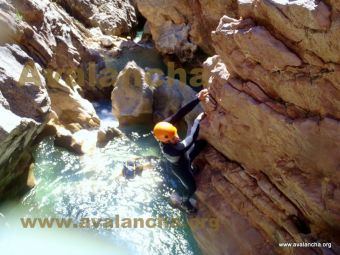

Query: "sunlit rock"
(111, 61), (154, 125)
(153, 77), (202, 129)
(190, 0), (340, 254)
(0, 44), (50, 200)
(47, 75), (100, 132)
(135, 0), (238, 60)
(111, 61), (201, 128)
(97, 126), (123, 147)
(56, 0), (138, 36)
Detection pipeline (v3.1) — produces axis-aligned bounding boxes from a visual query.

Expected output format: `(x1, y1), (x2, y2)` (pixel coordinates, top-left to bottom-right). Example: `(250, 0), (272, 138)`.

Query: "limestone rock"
(54, 126), (103, 155)
(54, 127), (84, 155)
(111, 61), (153, 124)
(212, 16), (340, 119)
(56, 0), (138, 36)
(191, 1), (340, 253)
(111, 61), (202, 127)
(0, 44), (50, 122)
(26, 163), (36, 188)
(47, 75), (100, 132)
(191, 146), (318, 255)
(153, 77), (202, 129)
(100, 36), (114, 48)
(0, 44), (51, 201)
(0, 0), (109, 199)
(1, 1), (102, 133)
(150, 21), (197, 62)
(97, 126), (123, 147)
(135, 0), (238, 61)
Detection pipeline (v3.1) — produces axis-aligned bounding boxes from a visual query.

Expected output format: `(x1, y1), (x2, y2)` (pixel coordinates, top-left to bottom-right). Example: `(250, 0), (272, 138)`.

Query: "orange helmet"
(153, 122), (178, 143)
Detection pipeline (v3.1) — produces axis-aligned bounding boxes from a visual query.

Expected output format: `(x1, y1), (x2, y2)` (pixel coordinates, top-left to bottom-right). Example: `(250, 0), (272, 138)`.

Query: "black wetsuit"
(160, 98), (206, 202)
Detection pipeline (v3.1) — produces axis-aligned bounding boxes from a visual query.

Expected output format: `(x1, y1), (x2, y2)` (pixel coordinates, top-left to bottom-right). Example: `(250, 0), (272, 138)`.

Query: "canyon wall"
(0, 44), (50, 200)
(133, 0), (339, 254)
(55, 0), (138, 37)
(188, 1), (340, 254)
(135, 0), (238, 61)
(0, 0), (139, 199)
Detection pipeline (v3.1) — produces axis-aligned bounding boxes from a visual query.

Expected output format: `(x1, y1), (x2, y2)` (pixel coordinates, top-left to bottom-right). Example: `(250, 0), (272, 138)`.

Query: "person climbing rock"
(153, 89), (212, 214)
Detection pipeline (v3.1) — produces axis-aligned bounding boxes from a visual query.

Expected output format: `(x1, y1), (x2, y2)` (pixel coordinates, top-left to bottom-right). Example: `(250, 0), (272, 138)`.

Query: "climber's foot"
(170, 192), (198, 215)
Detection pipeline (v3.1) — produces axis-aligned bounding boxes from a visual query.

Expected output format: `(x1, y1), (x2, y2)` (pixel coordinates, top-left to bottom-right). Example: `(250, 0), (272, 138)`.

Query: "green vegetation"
(15, 10), (23, 22)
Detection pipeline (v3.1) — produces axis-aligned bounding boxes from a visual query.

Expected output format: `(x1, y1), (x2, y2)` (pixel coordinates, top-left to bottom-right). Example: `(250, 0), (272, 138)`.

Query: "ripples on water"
(0, 102), (202, 255)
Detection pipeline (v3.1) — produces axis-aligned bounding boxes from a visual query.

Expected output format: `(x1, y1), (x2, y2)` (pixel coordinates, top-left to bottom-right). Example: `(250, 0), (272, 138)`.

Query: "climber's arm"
(164, 98), (200, 125)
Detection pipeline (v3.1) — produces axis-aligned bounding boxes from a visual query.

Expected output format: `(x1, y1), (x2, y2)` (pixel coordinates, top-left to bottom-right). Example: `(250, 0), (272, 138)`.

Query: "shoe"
(190, 165), (200, 176)
(170, 192), (198, 215)
(181, 200), (198, 215)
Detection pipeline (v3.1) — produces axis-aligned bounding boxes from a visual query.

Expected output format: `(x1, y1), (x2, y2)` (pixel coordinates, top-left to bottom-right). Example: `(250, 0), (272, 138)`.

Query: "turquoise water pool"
(0, 102), (202, 255)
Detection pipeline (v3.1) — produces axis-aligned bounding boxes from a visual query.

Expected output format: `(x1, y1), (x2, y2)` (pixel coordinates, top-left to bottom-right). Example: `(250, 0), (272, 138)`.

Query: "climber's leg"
(171, 161), (197, 214)
(188, 140), (207, 161)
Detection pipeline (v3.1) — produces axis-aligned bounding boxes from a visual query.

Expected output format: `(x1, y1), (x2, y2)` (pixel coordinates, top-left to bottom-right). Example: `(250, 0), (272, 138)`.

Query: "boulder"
(54, 126), (106, 155)
(47, 75), (100, 132)
(153, 77), (202, 129)
(54, 127), (85, 155)
(100, 36), (114, 48)
(111, 61), (202, 128)
(26, 163), (36, 188)
(97, 126), (123, 147)
(111, 61), (154, 124)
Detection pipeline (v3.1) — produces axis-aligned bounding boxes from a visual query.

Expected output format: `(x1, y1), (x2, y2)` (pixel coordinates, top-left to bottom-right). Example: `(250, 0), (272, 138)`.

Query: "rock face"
(111, 61), (154, 124)
(111, 61), (202, 127)
(0, 44), (51, 200)
(153, 77), (202, 129)
(188, 0), (340, 255)
(56, 0), (138, 36)
(0, 0), (106, 131)
(97, 126), (123, 147)
(47, 77), (100, 132)
(5, 0), (134, 95)
(0, 0), (127, 199)
(135, 0), (238, 61)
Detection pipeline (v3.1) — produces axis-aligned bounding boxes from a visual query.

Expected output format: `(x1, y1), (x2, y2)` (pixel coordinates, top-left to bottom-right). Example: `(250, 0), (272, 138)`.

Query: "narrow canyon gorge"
(0, 0), (339, 254)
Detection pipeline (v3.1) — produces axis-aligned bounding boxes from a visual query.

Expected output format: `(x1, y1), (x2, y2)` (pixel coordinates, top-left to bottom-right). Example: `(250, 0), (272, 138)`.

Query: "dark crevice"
(289, 215), (311, 234)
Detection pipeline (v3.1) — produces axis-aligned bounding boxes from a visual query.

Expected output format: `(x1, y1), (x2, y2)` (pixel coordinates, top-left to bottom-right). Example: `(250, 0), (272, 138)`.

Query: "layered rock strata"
(55, 0), (138, 37)
(0, 44), (50, 200)
(186, 0), (340, 254)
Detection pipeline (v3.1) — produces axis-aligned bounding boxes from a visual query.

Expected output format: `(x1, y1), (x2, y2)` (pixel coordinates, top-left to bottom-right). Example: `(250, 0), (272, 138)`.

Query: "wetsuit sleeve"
(164, 98), (200, 124)
(163, 117), (200, 156)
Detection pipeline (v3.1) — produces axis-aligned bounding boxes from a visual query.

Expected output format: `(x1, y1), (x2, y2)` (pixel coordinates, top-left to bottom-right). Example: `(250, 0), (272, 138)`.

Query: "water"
(134, 31), (144, 43)
(0, 102), (202, 255)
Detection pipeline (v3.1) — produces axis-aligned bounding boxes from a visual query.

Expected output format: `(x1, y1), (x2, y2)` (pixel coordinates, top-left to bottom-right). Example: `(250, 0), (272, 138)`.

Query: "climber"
(122, 157), (157, 179)
(153, 89), (210, 214)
